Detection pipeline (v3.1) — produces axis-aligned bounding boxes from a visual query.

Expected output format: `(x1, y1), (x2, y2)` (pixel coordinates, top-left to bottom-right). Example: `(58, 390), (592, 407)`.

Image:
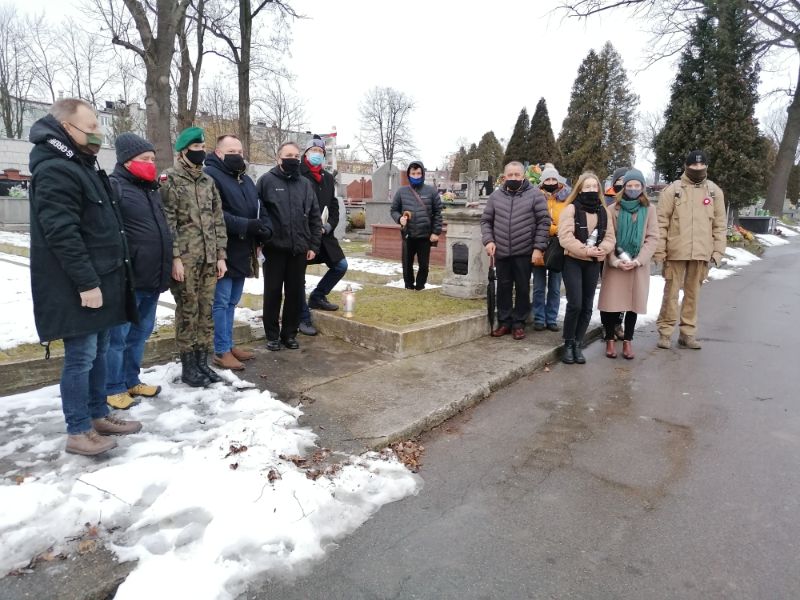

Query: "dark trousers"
(562, 257), (601, 342)
(402, 237), (432, 290)
(496, 254), (532, 329)
(263, 248), (307, 341)
(601, 311), (637, 341)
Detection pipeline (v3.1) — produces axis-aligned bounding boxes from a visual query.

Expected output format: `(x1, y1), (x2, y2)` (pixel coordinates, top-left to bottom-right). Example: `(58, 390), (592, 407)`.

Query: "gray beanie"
(115, 132), (155, 164)
(304, 134), (326, 156)
(623, 168), (646, 187)
(540, 167), (560, 182)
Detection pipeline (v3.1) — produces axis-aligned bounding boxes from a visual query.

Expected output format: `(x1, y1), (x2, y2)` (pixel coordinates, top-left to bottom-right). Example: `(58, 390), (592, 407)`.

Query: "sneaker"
(533, 323), (546, 331)
(230, 347), (255, 361)
(656, 336), (671, 349)
(308, 296), (339, 311)
(213, 351), (245, 371)
(678, 335), (702, 349)
(107, 392), (140, 410)
(299, 320), (318, 336)
(128, 383), (161, 397)
(66, 430), (117, 456)
(546, 323), (560, 332)
(92, 415), (142, 435)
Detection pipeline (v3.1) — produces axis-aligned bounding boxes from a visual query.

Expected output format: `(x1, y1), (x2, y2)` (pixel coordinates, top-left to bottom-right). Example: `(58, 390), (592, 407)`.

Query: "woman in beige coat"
(598, 169), (659, 359)
(557, 172), (616, 365)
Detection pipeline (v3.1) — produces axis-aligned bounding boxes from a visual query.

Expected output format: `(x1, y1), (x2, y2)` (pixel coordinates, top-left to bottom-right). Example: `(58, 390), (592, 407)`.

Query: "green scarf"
(617, 199), (647, 258)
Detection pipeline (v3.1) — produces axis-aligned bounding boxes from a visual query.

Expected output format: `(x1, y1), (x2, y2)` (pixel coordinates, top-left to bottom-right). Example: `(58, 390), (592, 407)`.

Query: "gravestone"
(364, 162), (400, 232)
(441, 208), (489, 299)
(459, 159), (489, 207)
(334, 196), (347, 239)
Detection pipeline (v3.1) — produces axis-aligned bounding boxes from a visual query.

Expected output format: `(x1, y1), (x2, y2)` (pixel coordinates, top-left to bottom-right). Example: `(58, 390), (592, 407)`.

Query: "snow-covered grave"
(0, 365), (420, 599)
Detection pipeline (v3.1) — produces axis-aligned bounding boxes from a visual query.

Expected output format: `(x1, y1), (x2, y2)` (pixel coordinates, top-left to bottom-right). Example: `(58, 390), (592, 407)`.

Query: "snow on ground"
(724, 246), (761, 267)
(346, 257), (404, 276)
(755, 233), (790, 247)
(0, 365), (420, 598)
(385, 279), (441, 290)
(0, 231), (30, 248)
(776, 225), (798, 237)
(0, 254), (38, 349)
(242, 274), (362, 296)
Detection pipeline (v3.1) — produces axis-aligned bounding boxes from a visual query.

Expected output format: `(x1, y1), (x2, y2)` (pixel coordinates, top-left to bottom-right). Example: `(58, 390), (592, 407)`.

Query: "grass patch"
(347, 285), (484, 328)
(0, 243), (29, 258)
(728, 239), (765, 256)
(340, 240), (371, 254)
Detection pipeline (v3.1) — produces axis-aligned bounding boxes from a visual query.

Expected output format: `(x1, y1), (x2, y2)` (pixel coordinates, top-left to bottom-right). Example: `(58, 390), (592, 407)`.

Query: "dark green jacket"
(28, 115), (137, 341)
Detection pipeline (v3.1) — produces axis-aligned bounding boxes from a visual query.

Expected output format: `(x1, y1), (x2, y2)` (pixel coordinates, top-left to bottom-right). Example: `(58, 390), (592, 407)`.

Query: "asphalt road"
(245, 241), (800, 600)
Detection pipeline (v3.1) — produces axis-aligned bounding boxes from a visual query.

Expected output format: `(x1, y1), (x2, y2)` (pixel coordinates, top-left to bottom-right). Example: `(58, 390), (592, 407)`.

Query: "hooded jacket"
(28, 114), (137, 341)
(390, 161), (443, 239)
(256, 164), (322, 256)
(605, 167), (630, 205)
(204, 152), (271, 278)
(481, 179), (551, 259)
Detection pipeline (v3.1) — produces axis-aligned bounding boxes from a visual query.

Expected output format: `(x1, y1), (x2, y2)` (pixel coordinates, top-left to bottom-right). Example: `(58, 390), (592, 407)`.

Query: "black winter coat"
(390, 184), (443, 239)
(204, 153), (272, 278)
(109, 165), (172, 292)
(256, 166), (321, 256)
(300, 162), (345, 265)
(28, 115), (137, 342)
(481, 180), (551, 259)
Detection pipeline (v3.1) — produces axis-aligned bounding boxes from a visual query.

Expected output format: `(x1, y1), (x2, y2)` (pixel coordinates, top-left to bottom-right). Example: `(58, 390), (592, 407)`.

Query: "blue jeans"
(300, 258), (348, 322)
(106, 290), (160, 395)
(61, 330), (111, 435)
(213, 276), (245, 354)
(531, 266), (563, 326)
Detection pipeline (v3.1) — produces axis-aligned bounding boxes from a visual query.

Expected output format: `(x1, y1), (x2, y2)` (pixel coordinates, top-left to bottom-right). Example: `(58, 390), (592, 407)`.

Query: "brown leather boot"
(230, 347), (255, 361)
(213, 351), (245, 371)
(605, 340), (617, 358)
(92, 415), (142, 435)
(66, 430), (117, 456)
(622, 340), (635, 360)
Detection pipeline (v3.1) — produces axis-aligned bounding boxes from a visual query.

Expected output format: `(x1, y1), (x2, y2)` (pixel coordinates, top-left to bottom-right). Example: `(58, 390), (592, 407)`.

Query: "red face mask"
(127, 160), (157, 182)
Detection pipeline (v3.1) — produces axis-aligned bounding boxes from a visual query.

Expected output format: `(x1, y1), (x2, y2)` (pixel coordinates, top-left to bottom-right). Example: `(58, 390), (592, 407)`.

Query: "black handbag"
(544, 236), (565, 272)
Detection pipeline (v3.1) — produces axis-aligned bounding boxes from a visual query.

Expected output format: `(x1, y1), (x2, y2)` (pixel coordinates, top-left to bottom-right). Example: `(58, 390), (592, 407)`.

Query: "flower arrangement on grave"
(525, 164), (542, 186)
(727, 224), (754, 243)
(442, 191), (455, 204)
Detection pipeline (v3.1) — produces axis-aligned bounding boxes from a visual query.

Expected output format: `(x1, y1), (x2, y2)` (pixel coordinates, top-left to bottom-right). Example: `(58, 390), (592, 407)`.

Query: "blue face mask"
(409, 176), (424, 186)
(623, 188), (641, 200)
(308, 153), (324, 167)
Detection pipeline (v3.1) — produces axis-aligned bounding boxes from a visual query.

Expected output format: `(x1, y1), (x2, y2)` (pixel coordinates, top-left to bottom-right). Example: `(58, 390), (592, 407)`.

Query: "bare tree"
(174, 0), (207, 132)
(64, 20), (116, 107)
(764, 103), (800, 162)
(0, 6), (35, 138)
(560, 0), (800, 215)
(358, 86), (416, 168)
(26, 14), (64, 104)
(198, 76), (239, 143)
(92, 0), (190, 171)
(110, 53), (145, 141)
(251, 76), (306, 163)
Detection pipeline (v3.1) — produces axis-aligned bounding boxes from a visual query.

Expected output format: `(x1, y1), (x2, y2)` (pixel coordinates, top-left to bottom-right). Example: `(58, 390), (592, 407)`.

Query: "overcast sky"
(13, 0), (799, 174)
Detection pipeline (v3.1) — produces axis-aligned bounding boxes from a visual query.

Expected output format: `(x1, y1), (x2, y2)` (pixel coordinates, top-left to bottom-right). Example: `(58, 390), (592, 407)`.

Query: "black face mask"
(613, 183), (624, 193)
(223, 153), (246, 173)
(280, 157), (300, 177)
(577, 191), (600, 203)
(505, 179), (523, 192)
(185, 149), (206, 166)
(542, 183), (558, 193)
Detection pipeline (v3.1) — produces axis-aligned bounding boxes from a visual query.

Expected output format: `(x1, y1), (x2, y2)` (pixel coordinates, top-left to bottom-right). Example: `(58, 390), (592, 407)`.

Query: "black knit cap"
(685, 149), (708, 166)
(115, 132), (155, 164)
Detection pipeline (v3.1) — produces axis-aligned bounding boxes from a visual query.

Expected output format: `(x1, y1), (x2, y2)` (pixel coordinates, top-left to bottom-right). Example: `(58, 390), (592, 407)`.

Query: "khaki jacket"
(654, 174), (726, 263)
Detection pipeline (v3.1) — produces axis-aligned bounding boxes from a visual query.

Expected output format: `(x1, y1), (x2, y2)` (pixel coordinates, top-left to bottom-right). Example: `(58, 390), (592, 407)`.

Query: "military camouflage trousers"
(171, 261), (217, 352)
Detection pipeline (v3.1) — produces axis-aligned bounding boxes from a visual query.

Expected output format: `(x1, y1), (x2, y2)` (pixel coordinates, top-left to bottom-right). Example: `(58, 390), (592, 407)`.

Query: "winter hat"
(540, 166), (560, 182)
(685, 149), (708, 166)
(174, 126), (205, 152)
(623, 168), (646, 187)
(304, 134), (326, 156)
(407, 160), (425, 176)
(610, 167), (630, 186)
(115, 132), (154, 165)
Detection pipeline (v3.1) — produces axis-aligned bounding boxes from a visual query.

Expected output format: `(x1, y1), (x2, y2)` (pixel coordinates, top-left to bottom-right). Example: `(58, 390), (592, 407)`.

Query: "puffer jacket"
(390, 159), (443, 239)
(480, 180), (551, 259)
(653, 174), (726, 263)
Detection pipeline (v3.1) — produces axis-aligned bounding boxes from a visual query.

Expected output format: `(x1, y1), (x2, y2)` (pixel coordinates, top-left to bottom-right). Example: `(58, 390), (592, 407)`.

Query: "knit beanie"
(304, 134), (326, 156)
(623, 168), (646, 187)
(685, 149), (708, 166)
(115, 132), (155, 164)
(174, 126), (205, 152)
(610, 167), (630, 186)
(540, 167), (560, 182)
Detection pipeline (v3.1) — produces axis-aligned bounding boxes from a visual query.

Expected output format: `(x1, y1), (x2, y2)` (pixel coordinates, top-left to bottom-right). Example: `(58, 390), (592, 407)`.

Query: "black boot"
(195, 348), (224, 384)
(562, 340), (575, 364)
(573, 339), (586, 364)
(180, 352), (210, 387)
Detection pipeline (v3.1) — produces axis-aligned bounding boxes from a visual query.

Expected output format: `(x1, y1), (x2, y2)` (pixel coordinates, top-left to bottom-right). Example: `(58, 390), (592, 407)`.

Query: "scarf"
(179, 154), (204, 180)
(573, 193), (607, 258)
(616, 199), (647, 259)
(304, 157), (323, 183)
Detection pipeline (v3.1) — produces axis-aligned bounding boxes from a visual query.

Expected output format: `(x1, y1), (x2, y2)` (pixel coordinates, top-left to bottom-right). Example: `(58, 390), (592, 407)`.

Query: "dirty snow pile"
(0, 253), (38, 349)
(0, 365), (420, 599)
(755, 233), (791, 247)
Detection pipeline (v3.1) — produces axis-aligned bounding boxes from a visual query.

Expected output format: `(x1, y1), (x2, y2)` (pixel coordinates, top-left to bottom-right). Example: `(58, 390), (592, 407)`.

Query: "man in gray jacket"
(481, 161), (551, 340)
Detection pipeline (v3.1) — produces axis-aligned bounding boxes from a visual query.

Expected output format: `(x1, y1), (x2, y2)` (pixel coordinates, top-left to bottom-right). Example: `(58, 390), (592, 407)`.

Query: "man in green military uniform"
(161, 126), (228, 386)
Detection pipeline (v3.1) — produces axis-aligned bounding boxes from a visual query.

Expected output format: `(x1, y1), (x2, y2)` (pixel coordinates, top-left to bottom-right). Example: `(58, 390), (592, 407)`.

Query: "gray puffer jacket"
(480, 180), (551, 259)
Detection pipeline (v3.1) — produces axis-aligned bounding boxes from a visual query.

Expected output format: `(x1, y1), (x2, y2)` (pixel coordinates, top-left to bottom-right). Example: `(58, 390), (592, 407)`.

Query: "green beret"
(174, 126), (205, 152)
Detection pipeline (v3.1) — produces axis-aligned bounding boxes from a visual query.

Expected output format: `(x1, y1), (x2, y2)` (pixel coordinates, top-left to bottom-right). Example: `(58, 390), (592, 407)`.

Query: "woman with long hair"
(598, 169), (659, 359)
(557, 172), (615, 364)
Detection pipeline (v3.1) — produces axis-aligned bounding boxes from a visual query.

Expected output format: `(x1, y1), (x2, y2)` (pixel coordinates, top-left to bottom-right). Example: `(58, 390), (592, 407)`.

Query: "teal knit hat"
(623, 168), (646, 187)
(174, 126), (204, 152)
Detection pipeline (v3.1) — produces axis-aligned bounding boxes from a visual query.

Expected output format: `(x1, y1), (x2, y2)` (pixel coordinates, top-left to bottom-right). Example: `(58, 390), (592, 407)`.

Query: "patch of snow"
(724, 247), (761, 267)
(385, 279), (441, 290)
(0, 256), (38, 349)
(706, 268), (735, 281)
(346, 257), (404, 276)
(775, 225), (798, 237)
(755, 233), (790, 247)
(0, 364), (420, 598)
(0, 231), (30, 248)
(242, 275), (362, 296)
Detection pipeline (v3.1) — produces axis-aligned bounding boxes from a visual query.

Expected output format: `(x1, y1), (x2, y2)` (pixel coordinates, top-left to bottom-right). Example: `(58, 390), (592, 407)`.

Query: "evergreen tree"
(787, 163), (800, 207)
(528, 98), (562, 167)
(655, 2), (766, 210)
(450, 145), (468, 181)
(466, 142), (479, 163)
(503, 107), (530, 165)
(557, 43), (639, 181)
(476, 131), (505, 181)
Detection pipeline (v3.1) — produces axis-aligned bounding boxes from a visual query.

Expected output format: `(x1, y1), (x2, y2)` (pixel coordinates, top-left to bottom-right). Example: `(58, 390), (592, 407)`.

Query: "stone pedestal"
(441, 208), (488, 299)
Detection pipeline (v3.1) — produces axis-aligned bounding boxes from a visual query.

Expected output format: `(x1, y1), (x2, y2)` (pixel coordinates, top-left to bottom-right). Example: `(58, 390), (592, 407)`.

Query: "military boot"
(195, 348), (224, 383)
(180, 351), (210, 387)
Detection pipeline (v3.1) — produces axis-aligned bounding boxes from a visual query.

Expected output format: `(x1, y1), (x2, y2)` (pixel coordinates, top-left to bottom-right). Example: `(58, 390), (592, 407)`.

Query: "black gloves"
(246, 219), (262, 235)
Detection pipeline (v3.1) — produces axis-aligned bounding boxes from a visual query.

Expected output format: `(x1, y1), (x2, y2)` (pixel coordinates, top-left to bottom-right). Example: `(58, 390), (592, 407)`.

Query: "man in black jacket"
(105, 133), (172, 410)
(28, 98), (141, 457)
(205, 134), (272, 369)
(298, 135), (348, 336)
(390, 160), (443, 290)
(256, 141), (322, 351)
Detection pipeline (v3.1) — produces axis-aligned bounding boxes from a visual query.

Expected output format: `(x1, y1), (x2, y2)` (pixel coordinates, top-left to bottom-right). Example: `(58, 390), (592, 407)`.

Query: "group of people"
(27, 98), (347, 456)
(480, 150), (726, 365)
